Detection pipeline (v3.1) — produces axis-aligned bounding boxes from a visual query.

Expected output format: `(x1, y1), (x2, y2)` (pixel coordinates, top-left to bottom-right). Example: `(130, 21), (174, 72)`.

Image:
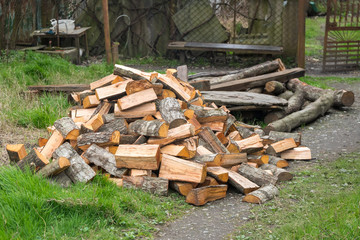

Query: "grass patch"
(0, 166), (190, 239)
(305, 17), (326, 58)
(232, 152), (360, 240)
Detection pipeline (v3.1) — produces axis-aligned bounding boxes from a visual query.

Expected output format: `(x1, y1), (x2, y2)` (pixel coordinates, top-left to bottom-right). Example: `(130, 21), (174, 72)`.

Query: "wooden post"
(102, 0), (112, 64)
(297, 0), (306, 68)
(112, 42), (119, 64)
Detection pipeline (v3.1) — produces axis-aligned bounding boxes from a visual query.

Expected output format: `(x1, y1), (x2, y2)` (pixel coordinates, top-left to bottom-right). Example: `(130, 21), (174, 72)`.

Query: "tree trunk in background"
(9, 0), (24, 49)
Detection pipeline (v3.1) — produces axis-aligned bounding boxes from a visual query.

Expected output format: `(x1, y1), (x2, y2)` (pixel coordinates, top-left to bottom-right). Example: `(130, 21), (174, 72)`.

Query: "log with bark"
(186, 185), (228, 206)
(159, 97), (187, 128)
(37, 157), (70, 177)
(115, 144), (160, 170)
(259, 164), (293, 181)
(123, 176), (169, 196)
(17, 148), (49, 171)
(54, 117), (80, 140)
(242, 184), (279, 204)
(129, 120), (169, 137)
(77, 131), (120, 151)
(237, 164), (277, 186)
(6, 144), (27, 163)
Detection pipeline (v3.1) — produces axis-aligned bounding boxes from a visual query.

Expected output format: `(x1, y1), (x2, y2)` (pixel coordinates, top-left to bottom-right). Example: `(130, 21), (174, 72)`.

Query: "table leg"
(84, 33), (89, 59)
(75, 37), (80, 64)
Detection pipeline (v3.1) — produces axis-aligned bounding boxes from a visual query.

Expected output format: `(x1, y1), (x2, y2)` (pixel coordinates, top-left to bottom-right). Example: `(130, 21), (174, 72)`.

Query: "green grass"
(0, 166), (190, 239)
(305, 17), (326, 58)
(232, 152), (360, 240)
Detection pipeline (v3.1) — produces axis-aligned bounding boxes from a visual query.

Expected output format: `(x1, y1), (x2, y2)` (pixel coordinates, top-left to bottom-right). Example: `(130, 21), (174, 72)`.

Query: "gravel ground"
(155, 80), (360, 240)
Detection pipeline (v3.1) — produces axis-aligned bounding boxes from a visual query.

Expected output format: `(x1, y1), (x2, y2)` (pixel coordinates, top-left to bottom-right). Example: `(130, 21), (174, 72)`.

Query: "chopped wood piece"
(192, 154), (221, 166)
(198, 127), (229, 154)
(6, 144), (27, 163)
(147, 123), (195, 146)
(95, 79), (132, 101)
(115, 144), (160, 170)
(51, 172), (73, 187)
(177, 137), (198, 159)
(170, 181), (195, 196)
(83, 144), (127, 177)
(89, 102), (112, 120)
(202, 121), (225, 132)
(189, 97), (203, 106)
(90, 74), (123, 90)
(260, 164), (293, 181)
(177, 65), (188, 82)
(114, 64), (151, 80)
(187, 117), (202, 133)
(228, 131), (242, 141)
(114, 102), (157, 118)
(197, 176), (219, 187)
(186, 185), (227, 206)
(38, 138), (48, 147)
(41, 129), (65, 160)
(247, 162), (258, 168)
(160, 144), (191, 159)
(37, 157), (70, 177)
(17, 148), (49, 171)
(77, 131), (120, 151)
(98, 118), (128, 134)
(215, 132), (228, 145)
(237, 164), (277, 186)
(207, 166), (229, 183)
(53, 142), (96, 183)
(235, 135), (263, 153)
(190, 105), (227, 123)
(108, 178), (123, 187)
(54, 117), (80, 140)
(268, 131), (301, 146)
(226, 140), (240, 153)
(123, 176), (169, 196)
(159, 97), (187, 128)
(266, 138), (297, 155)
(219, 153), (247, 167)
(235, 125), (254, 139)
(161, 89), (176, 99)
(268, 156), (289, 168)
(83, 113), (104, 132)
(247, 155), (269, 166)
(225, 169), (259, 194)
(159, 154), (207, 183)
(125, 79), (153, 95)
(83, 95), (100, 109)
(242, 184), (279, 204)
(129, 120), (169, 137)
(196, 145), (214, 155)
(265, 81), (285, 95)
(280, 147), (311, 160)
(118, 88), (157, 110)
(130, 169), (152, 177)
(79, 90), (94, 104)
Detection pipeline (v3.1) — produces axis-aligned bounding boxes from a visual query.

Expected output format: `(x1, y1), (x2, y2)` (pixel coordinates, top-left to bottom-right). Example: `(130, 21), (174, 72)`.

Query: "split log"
(176, 65), (188, 82)
(228, 131), (242, 141)
(118, 88), (157, 110)
(202, 121), (225, 132)
(114, 102), (157, 118)
(280, 147), (312, 160)
(17, 148), (49, 171)
(265, 90), (335, 133)
(242, 184), (279, 204)
(6, 144), (27, 163)
(268, 131), (301, 146)
(108, 178), (123, 187)
(83, 95), (100, 109)
(268, 156), (289, 168)
(226, 140), (240, 153)
(90, 74), (123, 90)
(114, 64), (150, 80)
(95, 79), (132, 101)
(83, 144), (127, 177)
(160, 144), (191, 159)
(216, 132), (229, 145)
(159, 154), (207, 183)
(237, 164), (277, 186)
(159, 97), (187, 128)
(37, 157), (70, 177)
(259, 164), (293, 181)
(125, 79), (153, 95)
(79, 90), (94, 104)
(247, 155), (269, 166)
(119, 135), (139, 144)
(235, 135), (263, 153)
(287, 78), (354, 107)
(266, 138), (297, 155)
(129, 120), (169, 137)
(196, 145), (214, 155)
(177, 137), (198, 159)
(51, 172), (73, 187)
(197, 176), (219, 187)
(234, 125), (254, 139)
(88, 102), (112, 120)
(98, 118), (128, 134)
(198, 127), (229, 154)
(77, 131), (120, 151)
(115, 144), (160, 170)
(156, 73), (195, 102)
(265, 81), (285, 95)
(41, 129), (65, 160)
(186, 185), (227, 206)
(147, 123), (195, 146)
(187, 117), (202, 133)
(82, 113), (104, 132)
(192, 154), (221, 166)
(247, 162), (259, 168)
(161, 89), (176, 99)
(133, 135), (148, 145)
(224, 114), (236, 135)
(219, 153), (247, 167)
(122, 176), (169, 196)
(170, 181), (196, 196)
(225, 169), (259, 194)
(206, 166), (229, 183)
(189, 105), (227, 123)
(53, 142), (96, 183)
(130, 169), (152, 177)
(54, 117), (80, 140)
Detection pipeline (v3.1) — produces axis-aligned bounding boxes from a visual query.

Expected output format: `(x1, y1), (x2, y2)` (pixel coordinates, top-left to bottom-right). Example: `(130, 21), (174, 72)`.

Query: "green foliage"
(233, 152), (360, 240)
(0, 167), (189, 240)
(305, 17), (326, 58)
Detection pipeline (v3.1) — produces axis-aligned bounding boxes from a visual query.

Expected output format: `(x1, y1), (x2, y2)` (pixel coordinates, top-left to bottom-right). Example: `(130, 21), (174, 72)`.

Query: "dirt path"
(155, 80), (360, 240)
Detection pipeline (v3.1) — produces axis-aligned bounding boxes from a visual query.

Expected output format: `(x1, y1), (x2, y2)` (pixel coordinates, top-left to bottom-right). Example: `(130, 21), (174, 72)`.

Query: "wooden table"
(32, 27), (91, 64)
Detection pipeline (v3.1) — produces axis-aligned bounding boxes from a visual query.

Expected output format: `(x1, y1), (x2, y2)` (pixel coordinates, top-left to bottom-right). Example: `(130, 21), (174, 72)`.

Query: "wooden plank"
(28, 84), (90, 93)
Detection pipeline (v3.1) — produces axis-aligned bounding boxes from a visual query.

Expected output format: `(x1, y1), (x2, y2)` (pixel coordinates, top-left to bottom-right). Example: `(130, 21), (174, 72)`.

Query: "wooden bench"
(168, 41), (283, 62)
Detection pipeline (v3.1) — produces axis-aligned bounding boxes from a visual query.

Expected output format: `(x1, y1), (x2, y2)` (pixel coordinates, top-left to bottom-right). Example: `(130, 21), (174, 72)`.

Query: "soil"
(155, 80), (360, 240)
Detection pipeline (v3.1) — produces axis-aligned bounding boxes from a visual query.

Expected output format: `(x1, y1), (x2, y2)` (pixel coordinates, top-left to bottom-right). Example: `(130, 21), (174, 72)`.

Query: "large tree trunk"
(265, 90), (335, 133)
(287, 78), (354, 107)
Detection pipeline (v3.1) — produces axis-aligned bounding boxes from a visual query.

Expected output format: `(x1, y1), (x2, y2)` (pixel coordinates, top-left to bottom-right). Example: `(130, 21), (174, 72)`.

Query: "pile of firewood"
(188, 59), (355, 133)
(6, 64), (314, 206)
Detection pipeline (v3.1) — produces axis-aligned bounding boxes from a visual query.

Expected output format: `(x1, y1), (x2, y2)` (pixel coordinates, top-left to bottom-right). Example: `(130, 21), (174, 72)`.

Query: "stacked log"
(10, 64), (319, 206)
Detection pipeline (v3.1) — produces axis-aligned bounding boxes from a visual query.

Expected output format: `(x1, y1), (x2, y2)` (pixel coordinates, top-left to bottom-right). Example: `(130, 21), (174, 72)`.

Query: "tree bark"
(77, 131), (120, 150)
(54, 117), (80, 140)
(129, 119), (169, 137)
(37, 157), (70, 177)
(198, 127), (229, 154)
(50, 172), (73, 188)
(6, 144), (27, 163)
(98, 118), (128, 134)
(17, 148), (49, 172)
(123, 176), (169, 196)
(268, 156), (289, 168)
(259, 164), (293, 181)
(242, 184), (279, 204)
(237, 164), (277, 186)
(225, 170), (259, 194)
(192, 154), (221, 166)
(265, 81), (285, 95)
(159, 97), (187, 128)
(189, 105), (227, 123)
(186, 185), (227, 206)
(265, 90), (335, 133)
(287, 78), (354, 107)
(268, 131), (301, 146)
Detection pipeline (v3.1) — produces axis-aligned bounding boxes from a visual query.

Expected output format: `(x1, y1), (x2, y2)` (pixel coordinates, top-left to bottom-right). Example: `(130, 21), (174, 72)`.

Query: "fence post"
(297, 0), (306, 68)
(102, 0), (112, 64)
